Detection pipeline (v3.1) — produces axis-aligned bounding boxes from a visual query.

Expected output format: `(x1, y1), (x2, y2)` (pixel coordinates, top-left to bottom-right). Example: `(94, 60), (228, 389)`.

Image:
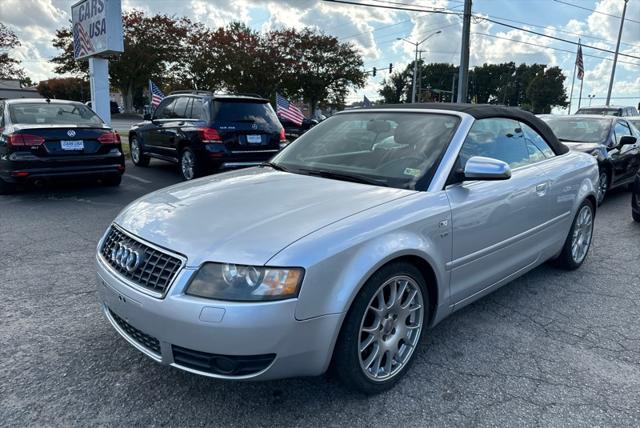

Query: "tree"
(379, 72), (410, 103)
(289, 29), (365, 113)
(0, 23), (26, 80)
(526, 66), (568, 113)
(51, 11), (191, 112)
(37, 78), (90, 101)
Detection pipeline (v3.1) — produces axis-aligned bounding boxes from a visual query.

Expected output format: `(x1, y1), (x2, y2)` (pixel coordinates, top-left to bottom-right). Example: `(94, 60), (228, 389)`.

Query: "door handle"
(535, 183), (548, 196)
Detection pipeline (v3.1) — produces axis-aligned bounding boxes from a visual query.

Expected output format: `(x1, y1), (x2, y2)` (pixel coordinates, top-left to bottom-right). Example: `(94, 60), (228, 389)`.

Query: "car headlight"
(186, 263), (304, 301)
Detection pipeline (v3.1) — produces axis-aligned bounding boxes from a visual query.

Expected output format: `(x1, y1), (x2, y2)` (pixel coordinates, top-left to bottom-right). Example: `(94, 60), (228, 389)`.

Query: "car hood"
(115, 167), (413, 267)
(562, 141), (602, 152)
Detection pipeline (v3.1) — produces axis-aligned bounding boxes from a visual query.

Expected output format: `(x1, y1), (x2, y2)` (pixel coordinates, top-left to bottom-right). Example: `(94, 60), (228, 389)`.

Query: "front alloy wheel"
(333, 262), (428, 394)
(358, 276), (424, 381)
(570, 204), (593, 264)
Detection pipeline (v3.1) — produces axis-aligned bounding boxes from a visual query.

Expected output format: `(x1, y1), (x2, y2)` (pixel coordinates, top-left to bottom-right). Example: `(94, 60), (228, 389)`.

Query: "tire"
(332, 261), (429, 395)
(102, 175), (122, 187)
(130, 136), (150, 167)
(555, 199), (595, 270)
(179, 147), (200, 181)
(633, 210), (640, 223)
(597, 170), (609, 206)
(0, 178), (16, 195)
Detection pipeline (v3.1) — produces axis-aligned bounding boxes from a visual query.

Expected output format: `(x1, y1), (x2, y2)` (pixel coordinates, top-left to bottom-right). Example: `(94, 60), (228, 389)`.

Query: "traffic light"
(389, 63), (393, 73)
(372, 67), (377, 77)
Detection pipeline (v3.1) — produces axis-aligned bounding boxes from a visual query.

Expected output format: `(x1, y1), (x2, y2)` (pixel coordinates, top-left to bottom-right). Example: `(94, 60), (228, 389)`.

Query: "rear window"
(576, 108), (621, 117)
(212, 100), (280, 127)
(9, 103), (103, 125)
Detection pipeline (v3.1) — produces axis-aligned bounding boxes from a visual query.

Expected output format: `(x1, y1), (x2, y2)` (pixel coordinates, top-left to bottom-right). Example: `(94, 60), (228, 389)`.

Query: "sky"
(1, 0), (639, 112)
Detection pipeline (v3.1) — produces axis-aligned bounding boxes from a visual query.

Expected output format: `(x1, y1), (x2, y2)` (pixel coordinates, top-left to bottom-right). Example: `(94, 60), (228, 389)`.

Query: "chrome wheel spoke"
(358, 274), (424, 382)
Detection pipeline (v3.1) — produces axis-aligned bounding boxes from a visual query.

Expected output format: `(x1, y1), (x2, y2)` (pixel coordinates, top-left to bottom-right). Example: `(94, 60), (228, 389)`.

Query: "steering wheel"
(376, 156), (425, 176)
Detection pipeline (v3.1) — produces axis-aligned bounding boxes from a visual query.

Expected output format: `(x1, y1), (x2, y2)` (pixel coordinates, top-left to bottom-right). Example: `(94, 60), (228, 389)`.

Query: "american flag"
(576, 42), (584, 81)
(73, 23), (93, 59)
(276, 93), (304, 126)
(149, 80), (165, 109)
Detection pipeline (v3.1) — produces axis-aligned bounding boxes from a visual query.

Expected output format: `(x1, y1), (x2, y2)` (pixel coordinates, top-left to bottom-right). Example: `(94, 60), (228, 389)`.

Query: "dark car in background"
(632, 170), (640, 222)
(280, 117), (319, 141)
(129, 91), (286, 180)
(85, 100), (122, 115)
(540, 114), (640, 204)
(575, 105), (639, 117)
(0, 99), (125, 194)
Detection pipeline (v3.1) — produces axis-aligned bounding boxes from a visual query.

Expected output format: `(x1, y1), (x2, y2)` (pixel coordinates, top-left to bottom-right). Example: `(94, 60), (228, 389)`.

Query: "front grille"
(100, 225), (183, 296)
(109, 309), (161, 355)
(172, 345), (275, 377)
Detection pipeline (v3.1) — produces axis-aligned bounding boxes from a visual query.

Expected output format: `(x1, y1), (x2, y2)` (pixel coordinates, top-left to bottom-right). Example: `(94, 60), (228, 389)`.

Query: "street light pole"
(398, 30), (442, 103)
(457, 0), (472, 103)
(606, 0), (628, 106)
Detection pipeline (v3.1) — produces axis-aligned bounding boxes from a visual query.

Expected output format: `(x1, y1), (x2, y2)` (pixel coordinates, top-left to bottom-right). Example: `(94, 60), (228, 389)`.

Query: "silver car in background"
(96, 104), (598, 394)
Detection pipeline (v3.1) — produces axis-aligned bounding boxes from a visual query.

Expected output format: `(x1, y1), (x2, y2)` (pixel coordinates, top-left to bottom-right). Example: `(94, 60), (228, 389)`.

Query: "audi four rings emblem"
(110, 242), (144, 272)
(67, 130), (76, 137)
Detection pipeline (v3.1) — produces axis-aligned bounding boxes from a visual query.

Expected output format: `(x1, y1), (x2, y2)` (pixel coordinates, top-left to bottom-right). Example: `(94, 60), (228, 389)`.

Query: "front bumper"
(96, 256), (342, 380)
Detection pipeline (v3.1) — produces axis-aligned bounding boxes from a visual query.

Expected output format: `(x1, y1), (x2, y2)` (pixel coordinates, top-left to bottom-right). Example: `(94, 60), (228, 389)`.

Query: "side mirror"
(143, 113), (152, 121)
(464, 156), (512, 181)
(619, 135), (637, 147)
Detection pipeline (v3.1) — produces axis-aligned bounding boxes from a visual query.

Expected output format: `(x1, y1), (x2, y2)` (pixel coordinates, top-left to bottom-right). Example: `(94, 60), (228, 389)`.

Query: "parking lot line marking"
(125, 174), (152, 184)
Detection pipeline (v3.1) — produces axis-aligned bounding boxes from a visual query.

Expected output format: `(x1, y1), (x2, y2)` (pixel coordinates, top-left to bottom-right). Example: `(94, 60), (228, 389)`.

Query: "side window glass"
(0, 102), (4, 128)
(459, 118), (529, 169)
(520, 122), (555, 159)
(190, 98), (205, 120)
(614, 122), (631, 145)
(154, 98), (176, 120)
(172, 97), (190, 118)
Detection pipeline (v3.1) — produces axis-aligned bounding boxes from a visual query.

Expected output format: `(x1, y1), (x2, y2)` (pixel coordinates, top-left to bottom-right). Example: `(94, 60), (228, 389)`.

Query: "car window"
(459, 118), (536, 169)
(614, 121), (632, 144)
(8, 102), (103, 125)
(541, 117), (610, 143)
(212, 101), (280, 127)
(172, 97), (190, 118)
(273, 112), (460, 190)
(0, 101), (4, 128)
(520, 122), (555, 158)
(189, 98), (205, 120)
(154, 98), (177, 120)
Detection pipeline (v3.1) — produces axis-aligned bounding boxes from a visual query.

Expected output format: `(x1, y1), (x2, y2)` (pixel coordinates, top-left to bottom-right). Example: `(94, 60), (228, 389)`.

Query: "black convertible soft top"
(370, 102), (570, 155)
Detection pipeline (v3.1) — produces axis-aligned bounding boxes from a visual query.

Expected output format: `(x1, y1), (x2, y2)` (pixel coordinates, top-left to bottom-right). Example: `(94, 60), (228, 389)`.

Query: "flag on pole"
(576, 42), (584, 81)
(276, 93), (304, 126)
(363, 95), (372, 108)
(149, 80), (165, 109)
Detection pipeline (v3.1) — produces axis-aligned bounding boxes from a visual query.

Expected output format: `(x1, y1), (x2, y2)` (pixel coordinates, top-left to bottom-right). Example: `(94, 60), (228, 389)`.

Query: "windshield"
(8, 103), (104, 126)
(541, 117), (610, 143)
(271, 112), (460, 190)
(212, 100), (280, 127)
(576, 108), (620, 117)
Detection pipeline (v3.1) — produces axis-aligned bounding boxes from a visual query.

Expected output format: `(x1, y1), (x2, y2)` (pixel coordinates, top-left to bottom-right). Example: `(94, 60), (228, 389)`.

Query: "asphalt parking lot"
(1, 161), (640, 427)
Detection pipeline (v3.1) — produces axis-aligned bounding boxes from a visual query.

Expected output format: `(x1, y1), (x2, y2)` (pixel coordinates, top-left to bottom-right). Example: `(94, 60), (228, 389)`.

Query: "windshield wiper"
(558, 138), (593, 143)
(260, 161), (289, 172)
(295, 168), (389, 187)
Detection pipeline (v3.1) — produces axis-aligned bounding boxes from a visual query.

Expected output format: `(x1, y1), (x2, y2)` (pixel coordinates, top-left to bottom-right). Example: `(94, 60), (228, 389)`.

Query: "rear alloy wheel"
(333, 262), (428, 395)
(556, 199), (594, 270)
(180, 148), (199, 181)
(597, 171), (609, 205)
(130, 136), (150, 167)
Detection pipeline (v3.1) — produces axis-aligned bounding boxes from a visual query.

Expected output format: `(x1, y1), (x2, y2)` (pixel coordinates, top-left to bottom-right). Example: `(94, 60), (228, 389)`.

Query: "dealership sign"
(71, 0), (123, 60)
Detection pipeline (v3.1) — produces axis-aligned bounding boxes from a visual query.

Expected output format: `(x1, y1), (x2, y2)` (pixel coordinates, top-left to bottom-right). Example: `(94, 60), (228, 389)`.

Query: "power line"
(552, 0), (640, 25)
(473, 32), (640, 67)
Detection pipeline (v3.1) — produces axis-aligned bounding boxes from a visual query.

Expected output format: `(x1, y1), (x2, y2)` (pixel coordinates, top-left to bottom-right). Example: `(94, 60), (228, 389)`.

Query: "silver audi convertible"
(96, 104), (599, 394)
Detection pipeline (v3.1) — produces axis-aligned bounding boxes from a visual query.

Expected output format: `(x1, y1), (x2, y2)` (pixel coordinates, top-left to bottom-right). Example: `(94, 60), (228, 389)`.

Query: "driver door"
(446, 118), (552, 307)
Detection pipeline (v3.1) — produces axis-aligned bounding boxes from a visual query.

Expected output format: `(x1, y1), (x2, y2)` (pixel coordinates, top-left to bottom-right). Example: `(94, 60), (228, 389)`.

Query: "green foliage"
(50, 13), (365, 113)
(36, 77), (90, 101)
(379, 61), (568, 112)
(0, 23), (25, 80)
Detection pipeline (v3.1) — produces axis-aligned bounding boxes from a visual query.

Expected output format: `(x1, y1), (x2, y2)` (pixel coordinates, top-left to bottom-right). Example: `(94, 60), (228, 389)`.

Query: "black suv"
(129, 91), (286, 180)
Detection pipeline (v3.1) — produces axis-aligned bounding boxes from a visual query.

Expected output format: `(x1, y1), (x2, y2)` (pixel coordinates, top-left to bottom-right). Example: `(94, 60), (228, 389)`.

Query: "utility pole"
(606, 0), (628, 106)
(457, 0), (472, 103)
(397, 30), (442, 103)
(451, 73), (457, 103)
